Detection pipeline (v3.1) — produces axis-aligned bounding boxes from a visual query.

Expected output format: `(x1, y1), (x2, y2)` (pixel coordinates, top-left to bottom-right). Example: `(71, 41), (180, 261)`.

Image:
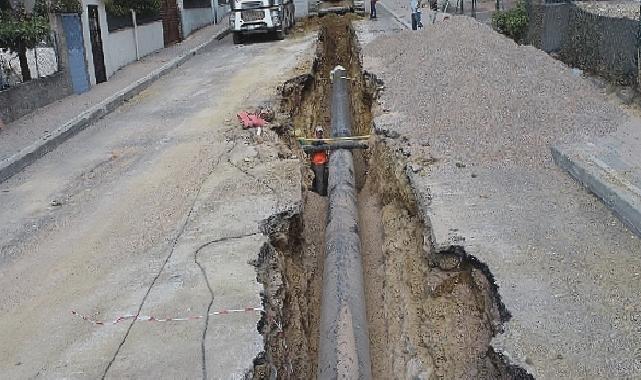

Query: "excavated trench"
(251, 15), (532, 379)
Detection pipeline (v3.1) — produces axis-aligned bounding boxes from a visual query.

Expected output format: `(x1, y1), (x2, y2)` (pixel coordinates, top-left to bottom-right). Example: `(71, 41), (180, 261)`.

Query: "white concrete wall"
(181, 8), (214, 37)
(294, 0), (308, 18)
(104, 27), (136, 78)
(136, 21), (165, 58)
(81, 1), (164, 84)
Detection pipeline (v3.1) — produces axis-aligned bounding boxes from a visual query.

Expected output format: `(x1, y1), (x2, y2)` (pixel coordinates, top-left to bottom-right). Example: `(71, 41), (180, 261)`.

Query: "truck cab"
(229, 0), (295, 43)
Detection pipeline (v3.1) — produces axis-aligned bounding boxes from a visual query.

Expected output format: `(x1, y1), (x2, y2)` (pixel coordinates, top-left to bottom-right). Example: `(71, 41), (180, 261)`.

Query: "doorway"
(61, 13), (90, 94)
(87, 5), (107, 83)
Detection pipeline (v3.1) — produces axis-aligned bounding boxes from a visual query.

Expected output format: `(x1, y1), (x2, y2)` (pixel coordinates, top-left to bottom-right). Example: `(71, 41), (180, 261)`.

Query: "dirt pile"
(363, 17), (627, 167)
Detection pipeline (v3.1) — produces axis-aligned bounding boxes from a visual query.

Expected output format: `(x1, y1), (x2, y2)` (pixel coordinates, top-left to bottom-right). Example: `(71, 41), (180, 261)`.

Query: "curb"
(552, 145), (641, 238)
(0, 25), (230, 184)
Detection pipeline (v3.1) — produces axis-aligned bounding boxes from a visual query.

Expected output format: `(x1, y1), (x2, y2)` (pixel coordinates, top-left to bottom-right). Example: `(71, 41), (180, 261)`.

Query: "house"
(79, 1), (165, 85)
(0, 0), (226, 123)
(78, 0), (228, 86)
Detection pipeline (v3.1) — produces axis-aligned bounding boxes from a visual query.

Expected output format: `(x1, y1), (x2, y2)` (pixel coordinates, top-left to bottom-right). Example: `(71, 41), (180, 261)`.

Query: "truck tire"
(233, 32), (243, 44)
(275, 30), (285, 40)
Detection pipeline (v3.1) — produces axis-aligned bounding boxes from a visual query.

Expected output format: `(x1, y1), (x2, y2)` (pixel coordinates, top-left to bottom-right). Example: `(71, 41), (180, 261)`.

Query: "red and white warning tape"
(71, 307), (263, 326)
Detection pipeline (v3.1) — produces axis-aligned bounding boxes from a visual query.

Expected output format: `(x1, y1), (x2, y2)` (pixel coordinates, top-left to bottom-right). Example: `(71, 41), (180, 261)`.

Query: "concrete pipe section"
(317, 66), (373, 379)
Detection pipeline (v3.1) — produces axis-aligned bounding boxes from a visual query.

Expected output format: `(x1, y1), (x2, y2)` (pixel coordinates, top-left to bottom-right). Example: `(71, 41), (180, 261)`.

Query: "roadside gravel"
(364, 17), (627, 167)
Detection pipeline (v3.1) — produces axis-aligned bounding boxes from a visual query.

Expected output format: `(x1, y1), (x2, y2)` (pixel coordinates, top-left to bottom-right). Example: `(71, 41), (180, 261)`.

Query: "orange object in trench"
(310, 127), (329, 165)
(311, 127), (329, 195)
(311, 150), (328, 165)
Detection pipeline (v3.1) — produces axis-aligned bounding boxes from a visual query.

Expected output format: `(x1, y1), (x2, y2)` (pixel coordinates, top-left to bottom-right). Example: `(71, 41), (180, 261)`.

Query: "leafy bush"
(33, 0), (82, 14)
(104, 0), (161, 17)
(50, 0), (82, 13)
(0, 7), (50, 81)
(0, 11), (49, 49)
(492, 0), (528, 43)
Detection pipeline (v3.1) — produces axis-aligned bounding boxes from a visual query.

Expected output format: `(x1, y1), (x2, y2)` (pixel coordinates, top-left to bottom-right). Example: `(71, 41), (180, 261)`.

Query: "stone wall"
(0, 14), (74, 124)
(0, 71), (73, 123)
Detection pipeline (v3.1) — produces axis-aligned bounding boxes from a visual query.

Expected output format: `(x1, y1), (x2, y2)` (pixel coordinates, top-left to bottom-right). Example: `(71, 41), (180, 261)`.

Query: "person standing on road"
(411, 0), (419, 30)
(370, 0), (377, 19)
(310, 126), (329, 196)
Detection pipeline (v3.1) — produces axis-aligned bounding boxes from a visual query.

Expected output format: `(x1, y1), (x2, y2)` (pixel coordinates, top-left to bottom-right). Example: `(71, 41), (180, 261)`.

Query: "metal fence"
(562, 5), (639, 85)
(0, 32), (60, 90)
(527, 0), (640, 86)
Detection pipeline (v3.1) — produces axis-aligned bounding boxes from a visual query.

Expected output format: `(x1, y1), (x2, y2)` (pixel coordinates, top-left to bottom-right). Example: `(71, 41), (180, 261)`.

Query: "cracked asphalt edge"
(193, 232), (261, 379)
(101, 138), (239, 379)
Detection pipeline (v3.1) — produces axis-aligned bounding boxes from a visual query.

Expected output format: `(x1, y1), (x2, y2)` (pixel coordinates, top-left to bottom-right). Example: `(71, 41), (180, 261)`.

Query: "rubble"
(363, 17), (626, 167)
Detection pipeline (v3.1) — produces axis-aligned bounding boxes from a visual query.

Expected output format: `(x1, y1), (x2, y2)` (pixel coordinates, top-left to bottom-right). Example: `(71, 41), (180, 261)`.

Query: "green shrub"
(492, 0), (528, 43)
(0, 12), (49, 49)
(0, 7), (50, 81)
(51, 0), (82, 13)
(33, 0), (82, 14)
(104, 0), (161, 17)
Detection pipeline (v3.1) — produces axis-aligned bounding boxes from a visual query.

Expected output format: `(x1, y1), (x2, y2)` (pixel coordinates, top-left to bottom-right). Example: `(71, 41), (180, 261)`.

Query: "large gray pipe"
(317, 66), (372, 379)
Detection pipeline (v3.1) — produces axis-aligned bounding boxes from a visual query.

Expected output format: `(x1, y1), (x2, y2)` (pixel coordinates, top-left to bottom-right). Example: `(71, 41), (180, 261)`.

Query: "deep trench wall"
(254, 209), (324, 380)
(364, 139), (528, 379)
(360, 29), (531, 377)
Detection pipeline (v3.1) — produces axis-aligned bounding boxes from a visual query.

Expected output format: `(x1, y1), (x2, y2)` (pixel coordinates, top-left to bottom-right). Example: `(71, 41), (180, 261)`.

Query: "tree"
(0, 1), (50, 81)
(37, 0), (82, 14)
(104, 0), (161, 18)
(491, 0), (528, 43)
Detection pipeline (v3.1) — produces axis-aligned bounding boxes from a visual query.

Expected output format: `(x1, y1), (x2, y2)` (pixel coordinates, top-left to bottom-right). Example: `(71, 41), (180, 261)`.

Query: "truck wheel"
(275, 30), (285, 40)
(233, 32), (243, 44)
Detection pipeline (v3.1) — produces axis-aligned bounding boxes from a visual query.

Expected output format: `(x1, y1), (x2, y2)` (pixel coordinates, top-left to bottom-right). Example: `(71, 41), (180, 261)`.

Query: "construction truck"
(313, 0), (365, 15)
(229, 0), (295, 44)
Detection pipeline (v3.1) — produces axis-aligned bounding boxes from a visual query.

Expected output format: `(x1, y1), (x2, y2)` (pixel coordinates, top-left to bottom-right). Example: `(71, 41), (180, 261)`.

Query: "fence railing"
(0, 32), (60, 91)
(107, 12), (163, 32)
(527, 0), (640, 86)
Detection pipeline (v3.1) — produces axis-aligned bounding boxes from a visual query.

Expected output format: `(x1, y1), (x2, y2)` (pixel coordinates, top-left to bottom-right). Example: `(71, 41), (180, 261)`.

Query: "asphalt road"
(0, 32), (312, 379)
